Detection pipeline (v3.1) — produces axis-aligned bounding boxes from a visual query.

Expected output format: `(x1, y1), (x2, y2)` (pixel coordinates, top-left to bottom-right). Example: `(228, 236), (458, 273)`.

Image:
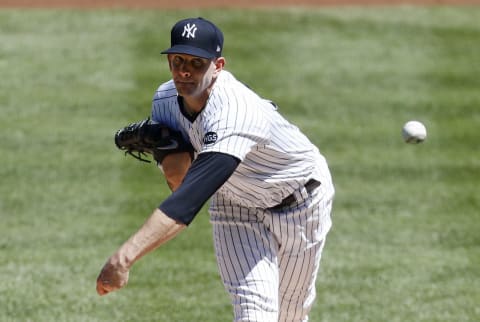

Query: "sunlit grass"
(1, 6), (479, 322)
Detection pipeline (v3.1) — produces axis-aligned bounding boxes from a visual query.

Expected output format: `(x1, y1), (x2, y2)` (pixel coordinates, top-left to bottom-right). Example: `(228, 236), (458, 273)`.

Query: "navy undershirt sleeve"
(159, 152), (240, 225)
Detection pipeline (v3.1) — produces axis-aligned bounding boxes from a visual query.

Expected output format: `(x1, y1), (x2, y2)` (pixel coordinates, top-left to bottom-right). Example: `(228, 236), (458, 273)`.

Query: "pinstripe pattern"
(210, 176), (334, 322)
(151, 80), (194, 143)
(152, 71), (328, 207)
(151, 70), (334, 321)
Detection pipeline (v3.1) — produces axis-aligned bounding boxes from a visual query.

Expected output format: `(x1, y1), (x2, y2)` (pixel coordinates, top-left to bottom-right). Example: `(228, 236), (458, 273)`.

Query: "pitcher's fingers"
(96, 279), (112, 296)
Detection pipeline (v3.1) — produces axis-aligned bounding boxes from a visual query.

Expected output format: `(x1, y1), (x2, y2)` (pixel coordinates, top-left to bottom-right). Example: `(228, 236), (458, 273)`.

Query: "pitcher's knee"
(278, 287), (316, 322)
(230, 289), (278, 322)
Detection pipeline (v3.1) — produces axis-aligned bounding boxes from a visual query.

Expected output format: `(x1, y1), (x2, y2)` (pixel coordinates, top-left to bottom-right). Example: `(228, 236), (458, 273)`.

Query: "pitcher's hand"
(96, 257), (130, 296)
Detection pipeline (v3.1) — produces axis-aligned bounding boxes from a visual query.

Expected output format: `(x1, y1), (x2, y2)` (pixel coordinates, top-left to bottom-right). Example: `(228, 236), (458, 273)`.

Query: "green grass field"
(1, 6), (479, 322)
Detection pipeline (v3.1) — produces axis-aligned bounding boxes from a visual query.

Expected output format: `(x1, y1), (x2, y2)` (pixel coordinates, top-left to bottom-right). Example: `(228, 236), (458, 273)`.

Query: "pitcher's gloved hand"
(114, 117), (194, 163)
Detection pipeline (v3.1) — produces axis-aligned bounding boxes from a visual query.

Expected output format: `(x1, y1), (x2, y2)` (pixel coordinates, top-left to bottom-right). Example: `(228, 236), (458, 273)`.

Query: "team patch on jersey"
(203, 132), (218, 145)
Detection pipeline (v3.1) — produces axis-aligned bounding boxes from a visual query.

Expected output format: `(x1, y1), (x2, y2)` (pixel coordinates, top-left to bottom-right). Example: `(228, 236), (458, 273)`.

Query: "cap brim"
(161, 45), (215, 60)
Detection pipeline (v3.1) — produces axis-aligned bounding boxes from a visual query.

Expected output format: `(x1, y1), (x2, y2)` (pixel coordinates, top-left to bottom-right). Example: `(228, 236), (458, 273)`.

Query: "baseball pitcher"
(97, 17), (335, 322)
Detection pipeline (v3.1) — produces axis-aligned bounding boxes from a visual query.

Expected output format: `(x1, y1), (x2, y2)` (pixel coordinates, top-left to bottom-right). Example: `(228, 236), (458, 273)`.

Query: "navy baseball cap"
(161, 17), (224, 60)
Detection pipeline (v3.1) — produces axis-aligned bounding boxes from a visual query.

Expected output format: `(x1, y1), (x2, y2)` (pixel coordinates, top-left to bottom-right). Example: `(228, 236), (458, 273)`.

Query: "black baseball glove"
(114, 118), (194, 163)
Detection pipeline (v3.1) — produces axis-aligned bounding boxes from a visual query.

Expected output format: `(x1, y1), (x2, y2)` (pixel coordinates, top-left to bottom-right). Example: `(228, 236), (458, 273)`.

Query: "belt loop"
(296, 185), (309, 201)
(269, 179), (320, 210)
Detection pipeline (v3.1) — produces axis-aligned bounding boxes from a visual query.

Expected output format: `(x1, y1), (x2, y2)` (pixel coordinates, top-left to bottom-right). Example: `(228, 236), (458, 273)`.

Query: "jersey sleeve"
(199, 93), (272, 161)
(150, 81), (194, 154)
(158, 152), (240, 225)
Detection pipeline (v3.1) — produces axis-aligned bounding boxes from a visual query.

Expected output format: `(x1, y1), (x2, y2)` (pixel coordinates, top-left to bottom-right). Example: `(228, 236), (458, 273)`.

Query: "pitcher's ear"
(214, 57), (226, 72)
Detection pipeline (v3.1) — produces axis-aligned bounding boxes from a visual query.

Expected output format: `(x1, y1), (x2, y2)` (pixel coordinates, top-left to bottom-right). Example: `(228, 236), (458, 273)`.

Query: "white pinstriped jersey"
(151, 70), (330, 208)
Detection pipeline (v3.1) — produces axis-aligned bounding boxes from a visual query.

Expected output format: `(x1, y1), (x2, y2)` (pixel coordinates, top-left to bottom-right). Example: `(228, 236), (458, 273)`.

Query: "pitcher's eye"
(191, 58), (207, 69)
(172, 56), (184, 68)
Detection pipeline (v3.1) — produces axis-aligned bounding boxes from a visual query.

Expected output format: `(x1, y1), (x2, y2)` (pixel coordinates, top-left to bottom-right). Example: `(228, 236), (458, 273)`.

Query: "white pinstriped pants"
(210, 179), (334, 322)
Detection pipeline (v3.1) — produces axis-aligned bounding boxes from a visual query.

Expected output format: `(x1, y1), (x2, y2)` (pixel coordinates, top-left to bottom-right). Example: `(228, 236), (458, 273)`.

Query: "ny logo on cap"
(182, 23), (197, 39)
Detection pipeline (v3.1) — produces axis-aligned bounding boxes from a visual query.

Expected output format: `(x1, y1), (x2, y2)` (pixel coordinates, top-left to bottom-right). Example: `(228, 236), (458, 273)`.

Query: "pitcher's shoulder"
(153, 80), (177, 102)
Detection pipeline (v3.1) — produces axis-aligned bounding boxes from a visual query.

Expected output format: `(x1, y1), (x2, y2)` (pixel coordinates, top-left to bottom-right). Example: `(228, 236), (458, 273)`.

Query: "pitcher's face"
(168, 54), (220, 99)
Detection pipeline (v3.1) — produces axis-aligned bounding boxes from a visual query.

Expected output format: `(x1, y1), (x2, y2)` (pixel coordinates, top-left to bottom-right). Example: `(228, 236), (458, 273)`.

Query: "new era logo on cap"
(161, 17), (224, 60)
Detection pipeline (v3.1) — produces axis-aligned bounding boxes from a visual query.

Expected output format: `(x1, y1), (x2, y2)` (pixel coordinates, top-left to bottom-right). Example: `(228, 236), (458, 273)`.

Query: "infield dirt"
(0, 0), (477, 8)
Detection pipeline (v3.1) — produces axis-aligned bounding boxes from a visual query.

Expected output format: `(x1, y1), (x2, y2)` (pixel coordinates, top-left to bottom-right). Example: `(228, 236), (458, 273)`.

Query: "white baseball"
(402, 120), (427, 144)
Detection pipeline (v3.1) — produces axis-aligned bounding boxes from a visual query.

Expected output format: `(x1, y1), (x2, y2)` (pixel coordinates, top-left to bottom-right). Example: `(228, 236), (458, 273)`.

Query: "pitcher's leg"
(276, 185), (333, 322)
(278, 238), (326, 322)
(212, 217), (280, 322)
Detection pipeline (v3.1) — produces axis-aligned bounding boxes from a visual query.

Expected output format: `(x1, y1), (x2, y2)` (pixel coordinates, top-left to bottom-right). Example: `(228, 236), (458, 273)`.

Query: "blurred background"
(0, 2), (479, 321)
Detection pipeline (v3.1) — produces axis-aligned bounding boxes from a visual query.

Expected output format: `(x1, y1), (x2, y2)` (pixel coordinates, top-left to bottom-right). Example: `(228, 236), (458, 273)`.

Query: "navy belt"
(269, 179), (321, 210)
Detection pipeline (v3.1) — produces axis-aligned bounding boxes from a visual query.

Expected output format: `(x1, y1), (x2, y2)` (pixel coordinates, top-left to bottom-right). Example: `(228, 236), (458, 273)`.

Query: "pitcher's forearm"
(161, 152), (192, 191)
(117, 208), (186, 269)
